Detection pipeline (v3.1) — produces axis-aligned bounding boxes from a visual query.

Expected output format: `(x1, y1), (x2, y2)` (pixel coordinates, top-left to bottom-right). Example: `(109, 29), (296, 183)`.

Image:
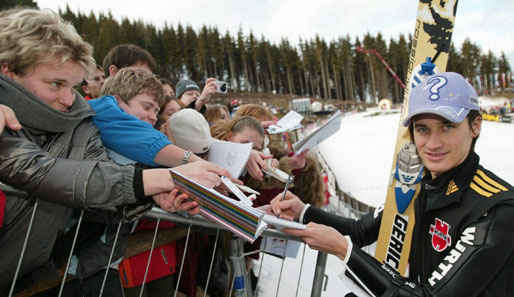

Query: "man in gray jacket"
(0, 8), (228, 294)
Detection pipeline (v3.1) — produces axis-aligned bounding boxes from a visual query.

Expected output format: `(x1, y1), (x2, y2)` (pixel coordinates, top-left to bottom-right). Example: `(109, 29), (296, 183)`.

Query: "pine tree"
(498, 52), (511, 73)
(184, 26), (198, 80)
(95, 12), (120, 66)
(498, 52), (511, 89)
(0, 0), (37, 10)
(247, 32), (261, 92)
(209, 27), (222, 79)
(222, 32), (238, 89)
(460, 38), (481, 84)
(480, 50), (496, 91)
(197, 26), (209, 78)
(39, 6), (508, 101)
(353, 37), (367, 102)
(237, 29), (250, 91)
(446, 44), (462, 74)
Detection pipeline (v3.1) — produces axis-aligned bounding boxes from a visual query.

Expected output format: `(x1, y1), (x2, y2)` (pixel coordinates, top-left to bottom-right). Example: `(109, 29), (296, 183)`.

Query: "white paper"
(293, 110), (342, 154)
(262, 167), (290, 183)
(262, 214), (307, 230)
(267, 110), (304, 134)
(220, 176), (253, 206)
(261, 237), (302, 258)
(235, 184), (260, 195)
(208, 141), (252, 178)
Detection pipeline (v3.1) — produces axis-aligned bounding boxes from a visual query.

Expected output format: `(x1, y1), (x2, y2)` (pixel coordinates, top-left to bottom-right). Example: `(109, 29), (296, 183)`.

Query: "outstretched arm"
(287, 203), (514, 297)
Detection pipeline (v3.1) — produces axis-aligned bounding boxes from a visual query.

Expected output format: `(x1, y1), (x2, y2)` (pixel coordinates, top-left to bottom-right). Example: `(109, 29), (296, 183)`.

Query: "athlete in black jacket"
(271, 72), (514, 297)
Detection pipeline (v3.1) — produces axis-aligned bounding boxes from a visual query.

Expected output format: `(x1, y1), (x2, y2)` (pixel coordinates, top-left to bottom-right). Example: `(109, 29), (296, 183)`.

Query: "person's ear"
(113, 95), (123, 105)
(108, 65), (118, 77)
(81, 84), (90, 95)
(114, 95), (132, 115)
(0, 63), (14, 78)
(226, 131), (233, 141)
(471, 116), (482, 137)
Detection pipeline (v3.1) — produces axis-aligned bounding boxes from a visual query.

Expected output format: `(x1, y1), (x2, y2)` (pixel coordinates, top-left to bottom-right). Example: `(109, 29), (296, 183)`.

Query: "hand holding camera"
(214, 80), (229, 93)
(197, 79), (229, 108)
(197, 78), (217, 104)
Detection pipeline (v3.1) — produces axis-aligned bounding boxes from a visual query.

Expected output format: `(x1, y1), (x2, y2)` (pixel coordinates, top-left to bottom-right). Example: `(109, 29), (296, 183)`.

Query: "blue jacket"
(88, 95), (171, 166)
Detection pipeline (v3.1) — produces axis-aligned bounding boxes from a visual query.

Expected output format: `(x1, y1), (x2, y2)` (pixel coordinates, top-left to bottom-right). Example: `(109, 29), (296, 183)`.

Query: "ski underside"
(374, 0), (459, 276)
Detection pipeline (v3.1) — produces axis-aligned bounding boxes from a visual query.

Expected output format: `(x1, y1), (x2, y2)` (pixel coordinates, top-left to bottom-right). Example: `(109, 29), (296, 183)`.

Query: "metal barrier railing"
(5, 112), (382, 297)
(145, 209), (325, 297)
(7, 205), (329, 297)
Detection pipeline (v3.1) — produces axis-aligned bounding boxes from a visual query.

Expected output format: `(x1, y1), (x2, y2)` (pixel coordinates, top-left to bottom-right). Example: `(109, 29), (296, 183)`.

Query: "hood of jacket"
(0, 73), (94, 135)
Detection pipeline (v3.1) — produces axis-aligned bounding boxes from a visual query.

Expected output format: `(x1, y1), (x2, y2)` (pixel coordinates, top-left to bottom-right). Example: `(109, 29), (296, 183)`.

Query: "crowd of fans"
(0, 7), (325, 297)
(3, 6), (514, 297)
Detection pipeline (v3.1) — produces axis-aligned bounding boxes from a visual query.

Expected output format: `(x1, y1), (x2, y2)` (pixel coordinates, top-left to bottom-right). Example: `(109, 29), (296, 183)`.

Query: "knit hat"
(175, 79), (200, 99)
(403, 72), (479, 127)
(169, 108), (213, 154)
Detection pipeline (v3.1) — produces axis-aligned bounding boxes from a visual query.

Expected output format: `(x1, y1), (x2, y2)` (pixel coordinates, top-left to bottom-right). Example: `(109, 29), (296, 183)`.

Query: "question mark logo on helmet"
(426, 76), (448, 101)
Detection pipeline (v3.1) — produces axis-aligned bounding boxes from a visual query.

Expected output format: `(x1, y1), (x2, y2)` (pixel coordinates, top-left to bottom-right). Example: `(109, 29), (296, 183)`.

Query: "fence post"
(311, 251), (328, 297)
(230, 236), (251, 297)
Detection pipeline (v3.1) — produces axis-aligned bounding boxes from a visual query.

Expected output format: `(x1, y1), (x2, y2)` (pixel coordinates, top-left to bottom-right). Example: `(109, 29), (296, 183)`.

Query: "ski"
(374, 0), (459, 275)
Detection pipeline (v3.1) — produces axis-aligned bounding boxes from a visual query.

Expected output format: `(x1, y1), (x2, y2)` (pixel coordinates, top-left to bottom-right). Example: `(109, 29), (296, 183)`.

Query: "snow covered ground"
(256, 101), (514, 297)
(478, 96), (512, 109)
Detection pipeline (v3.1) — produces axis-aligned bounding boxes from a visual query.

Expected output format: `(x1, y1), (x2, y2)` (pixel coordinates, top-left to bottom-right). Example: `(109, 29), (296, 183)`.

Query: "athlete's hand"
(283, 222), (348, 261)
(270, 191), (305, 220)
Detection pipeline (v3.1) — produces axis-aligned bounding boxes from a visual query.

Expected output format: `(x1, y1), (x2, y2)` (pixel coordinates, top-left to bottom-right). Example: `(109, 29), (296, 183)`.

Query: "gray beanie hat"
(176, 79), (201, 99)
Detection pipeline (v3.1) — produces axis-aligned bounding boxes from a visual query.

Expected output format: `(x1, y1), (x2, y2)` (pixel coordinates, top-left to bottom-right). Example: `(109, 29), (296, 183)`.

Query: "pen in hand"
(281, 174), (292, 201)
(279, 175), (300, 222)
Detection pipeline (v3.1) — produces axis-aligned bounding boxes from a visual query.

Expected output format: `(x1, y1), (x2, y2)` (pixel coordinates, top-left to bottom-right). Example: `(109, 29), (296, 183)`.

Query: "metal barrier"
(4, 112), (381, 297)
(6, 205), (329, 297)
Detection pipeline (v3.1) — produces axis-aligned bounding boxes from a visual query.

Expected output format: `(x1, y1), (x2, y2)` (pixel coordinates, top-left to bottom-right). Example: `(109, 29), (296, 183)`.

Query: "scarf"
(0, 73), (94, 135)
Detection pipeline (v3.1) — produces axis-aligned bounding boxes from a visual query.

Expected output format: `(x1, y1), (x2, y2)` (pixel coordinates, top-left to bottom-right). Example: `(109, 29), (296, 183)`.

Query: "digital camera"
(214, 80), (229, 93)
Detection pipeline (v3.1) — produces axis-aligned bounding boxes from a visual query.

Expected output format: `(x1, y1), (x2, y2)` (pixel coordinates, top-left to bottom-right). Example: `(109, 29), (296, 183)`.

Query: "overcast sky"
(36, 0), (514, 70)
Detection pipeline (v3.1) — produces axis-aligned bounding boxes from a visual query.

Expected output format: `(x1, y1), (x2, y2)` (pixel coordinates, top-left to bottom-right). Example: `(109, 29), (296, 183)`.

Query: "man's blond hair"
(100, 68), (165, 106)
(0, 7), (95, 76)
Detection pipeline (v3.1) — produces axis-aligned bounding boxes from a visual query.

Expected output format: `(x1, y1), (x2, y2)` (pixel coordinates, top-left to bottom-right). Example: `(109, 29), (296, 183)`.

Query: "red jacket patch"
(429, 218), (452, 252)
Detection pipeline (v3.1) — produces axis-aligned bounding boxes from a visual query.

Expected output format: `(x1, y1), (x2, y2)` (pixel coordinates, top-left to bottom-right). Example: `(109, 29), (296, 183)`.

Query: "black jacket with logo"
(303, 151), (514, 296)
